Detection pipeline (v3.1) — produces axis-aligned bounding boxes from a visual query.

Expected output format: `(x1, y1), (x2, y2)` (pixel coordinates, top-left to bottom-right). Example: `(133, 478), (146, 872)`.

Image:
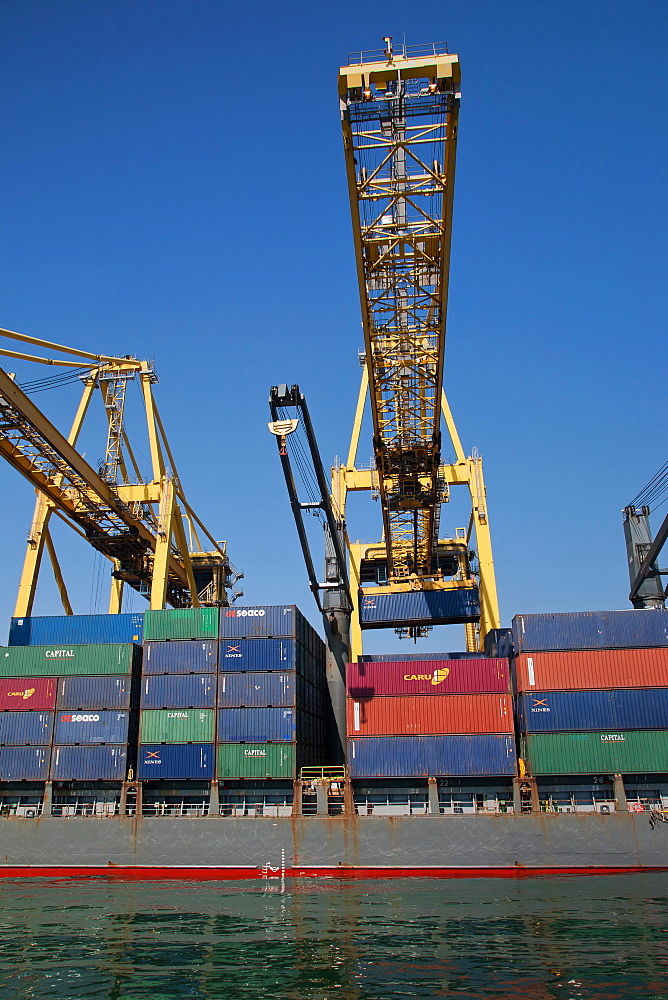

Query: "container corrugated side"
(139, 674), (216, 709)
(54, 710), (130, 745)
(9, 613), (143, 646)
(517, 688), (668, 733)
(138, 743), (214, 779)
(359, 590), (480, 629)
(347, 658), (510, 697)
(0, 747), (50, 780)
(359, 652), (486, 662)
(143, 608), (219, 642)
(139, 709), (215, 743)
(512, 609), (668, 652)
(218, 637), (298, 672)
(347, 735), (517, 778)
(143, 640), (218, 674)
(55, 675), (133, 710)
(0, 677), (56, 711)
(347, 693), (514, 736)
(521, 731), (668, 775)
(0, 712), (54, 745)
(0, 644), (139, 677)
(50, 745), (129, 780)
(513, 648), (668, 692)
(217, 672), (296, 708)
(216, 707), (297, 742)
(219, 606), (298, 639)
(216, 742), (296, 779)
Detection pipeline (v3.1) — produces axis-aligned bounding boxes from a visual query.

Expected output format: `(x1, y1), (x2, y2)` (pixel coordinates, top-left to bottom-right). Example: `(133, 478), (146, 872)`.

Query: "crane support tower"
(338, 41), (500, 655)
(0, 326), (242, 616)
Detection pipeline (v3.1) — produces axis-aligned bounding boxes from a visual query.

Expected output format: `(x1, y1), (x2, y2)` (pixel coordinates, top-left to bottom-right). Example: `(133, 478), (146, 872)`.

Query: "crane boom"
(339, 43), (460, 582)
(0, 327), (241, 614)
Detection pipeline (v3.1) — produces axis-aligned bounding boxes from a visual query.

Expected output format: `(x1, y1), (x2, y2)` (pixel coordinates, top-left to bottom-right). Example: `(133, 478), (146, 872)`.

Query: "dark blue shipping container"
(0, 746), (50, 780)
(360, 652), (486, 662)
(219, 638), (298, 672)
(50, 745), (128, 780)
(483, 629), (514, 659)
(217, 707), (296, 742)
(143, 640), (218, 674)
(9, 613), (144, 647)
(512, 609), (668, 653)
(0, 712), (53, 745)
(138, 743), (214, 779)
(217, 672), (296, 708)
(56, 675), (132, 710)
(54, 710), (130, 744)
(359, 590), (480, 629)
(347, 734), (517, 778)
(140, 674), (216, 708)
(219, 605), (300, 639)
(517, 688), (668, 734)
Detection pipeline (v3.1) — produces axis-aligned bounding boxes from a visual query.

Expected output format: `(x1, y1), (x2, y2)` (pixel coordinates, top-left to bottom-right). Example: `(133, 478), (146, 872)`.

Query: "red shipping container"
(0, 677), (57, 711)
(346, 658), (510, 697)
(514, 647), (668, 692)
(346, 693), (514, 736)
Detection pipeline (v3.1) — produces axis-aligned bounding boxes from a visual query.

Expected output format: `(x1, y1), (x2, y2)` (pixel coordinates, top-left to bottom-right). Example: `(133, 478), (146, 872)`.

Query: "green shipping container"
(143, 608), (220, 641)
(217, 743), (296, 779)
(0, 644), (138, 677)
(140, 709), (214, 743)
(522, 730), (668, 775)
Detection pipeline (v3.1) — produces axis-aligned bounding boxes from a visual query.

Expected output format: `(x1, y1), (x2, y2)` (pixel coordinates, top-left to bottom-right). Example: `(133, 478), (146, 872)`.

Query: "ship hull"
(0, 813), (665, 878)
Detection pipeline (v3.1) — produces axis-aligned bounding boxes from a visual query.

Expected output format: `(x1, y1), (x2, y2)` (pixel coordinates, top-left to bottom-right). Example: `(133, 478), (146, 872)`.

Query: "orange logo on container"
(7, 688), (36, 700)
(431, 668), (449, 686)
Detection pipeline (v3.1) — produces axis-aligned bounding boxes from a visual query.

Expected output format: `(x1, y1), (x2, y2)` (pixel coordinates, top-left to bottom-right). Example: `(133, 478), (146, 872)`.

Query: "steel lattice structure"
(339, 43), (460, 580)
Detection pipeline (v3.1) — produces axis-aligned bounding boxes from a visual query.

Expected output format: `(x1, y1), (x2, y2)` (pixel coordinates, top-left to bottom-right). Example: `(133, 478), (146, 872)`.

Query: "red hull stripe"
(0, 865), (663, 880)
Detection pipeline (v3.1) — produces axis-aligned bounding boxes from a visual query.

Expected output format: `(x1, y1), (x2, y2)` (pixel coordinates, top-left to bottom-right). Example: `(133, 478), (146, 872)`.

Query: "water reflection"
(0, 874), (666, 998)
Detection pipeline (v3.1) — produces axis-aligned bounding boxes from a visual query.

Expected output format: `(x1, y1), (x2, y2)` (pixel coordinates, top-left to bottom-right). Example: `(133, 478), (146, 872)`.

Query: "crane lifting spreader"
(0, 326), (242, 616)
(270, 41), (502, 754)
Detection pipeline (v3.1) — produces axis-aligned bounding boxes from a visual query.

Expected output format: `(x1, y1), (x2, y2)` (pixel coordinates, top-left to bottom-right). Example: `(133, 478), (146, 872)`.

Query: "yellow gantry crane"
(0, 326), (241, 616)
(336, 40), (500, 656)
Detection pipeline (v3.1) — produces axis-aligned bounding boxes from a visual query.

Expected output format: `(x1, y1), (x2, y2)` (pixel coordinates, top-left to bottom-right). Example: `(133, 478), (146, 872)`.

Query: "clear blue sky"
(0, 1), (666, 653)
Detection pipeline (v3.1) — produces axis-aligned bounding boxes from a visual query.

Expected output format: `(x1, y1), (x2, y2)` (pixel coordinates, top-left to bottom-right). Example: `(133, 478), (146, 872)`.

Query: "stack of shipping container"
(513, 609), (668, 809)
(0, 613), (143, 785)
(137, 606), (327, 785)
(346, 651), (517, 811)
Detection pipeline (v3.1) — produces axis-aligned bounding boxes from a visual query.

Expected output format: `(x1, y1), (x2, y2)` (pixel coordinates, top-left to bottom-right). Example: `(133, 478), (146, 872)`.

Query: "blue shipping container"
(138, 743), (214, 779)
(483, 629), (514, 659)
(219, 638), (298, 672)
(50, 745), (128, 780)
(347, 734), (517, 778)
(0, 712), (53, 745)
(140, 674), (216, 708)
(217, 707), (296, 742)
(9, 613), (144, 647)
(517, 688), (668, 734)
(512, 609), (668, 653)
(0, 746), (50, 780)
(56, 675), (132, 710)
(360, 590), (480, 629)
(54, 710), (130, 744)
(219, 606), (299, 639)
(143, 640), (218, 674)
(360, 652), (487, 662)
(218, 672), (296, 708)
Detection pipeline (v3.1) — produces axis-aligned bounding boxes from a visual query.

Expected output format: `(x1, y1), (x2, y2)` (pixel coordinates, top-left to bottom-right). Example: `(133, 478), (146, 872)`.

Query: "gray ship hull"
(0, 813), (666, 878)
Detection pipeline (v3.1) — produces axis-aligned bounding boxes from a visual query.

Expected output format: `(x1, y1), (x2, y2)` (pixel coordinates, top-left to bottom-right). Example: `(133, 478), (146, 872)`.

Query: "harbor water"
(0, 874), (668, 998)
